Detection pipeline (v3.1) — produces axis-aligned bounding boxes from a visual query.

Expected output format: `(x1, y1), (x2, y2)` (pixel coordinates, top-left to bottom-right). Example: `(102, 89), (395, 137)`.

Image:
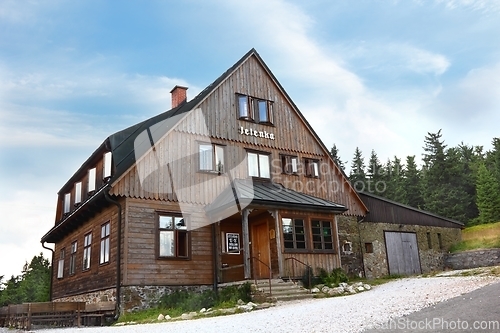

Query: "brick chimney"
(170, 85), (188, 108)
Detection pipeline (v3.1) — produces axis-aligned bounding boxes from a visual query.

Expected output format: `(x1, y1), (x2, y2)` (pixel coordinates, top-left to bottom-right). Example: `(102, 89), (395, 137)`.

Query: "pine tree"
(367, 150), (384, 194)
(349, 147), (367, 192)
(329, 144), (346, 171)
(404, 155), (423, 208)
(475, 163), (500, 224)
(388, 156), (406, 203)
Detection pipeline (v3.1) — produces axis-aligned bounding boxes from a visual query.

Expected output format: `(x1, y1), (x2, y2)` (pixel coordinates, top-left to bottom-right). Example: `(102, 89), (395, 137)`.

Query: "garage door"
(384, 231), (421, 275)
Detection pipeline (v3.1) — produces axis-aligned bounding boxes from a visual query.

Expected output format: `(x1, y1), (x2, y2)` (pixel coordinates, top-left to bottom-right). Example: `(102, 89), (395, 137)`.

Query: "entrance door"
(385, 231), (421, 275)
(251, 222), (270, 279)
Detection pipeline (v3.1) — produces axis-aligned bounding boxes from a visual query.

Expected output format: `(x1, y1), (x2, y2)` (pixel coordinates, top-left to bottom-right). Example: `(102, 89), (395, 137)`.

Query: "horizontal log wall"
(122, 198), (213, 286)
(52, 203), (120, 299)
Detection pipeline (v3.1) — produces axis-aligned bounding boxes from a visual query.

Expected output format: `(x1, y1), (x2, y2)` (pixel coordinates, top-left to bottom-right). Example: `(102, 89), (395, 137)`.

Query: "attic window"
(74, 182), (82, 205)
(88, 168), (96, 193)
(63, 193), (71, 214)
(237, 94), (274, 125)
(103, 152), (112, 180)
(281, 155), (298, 174)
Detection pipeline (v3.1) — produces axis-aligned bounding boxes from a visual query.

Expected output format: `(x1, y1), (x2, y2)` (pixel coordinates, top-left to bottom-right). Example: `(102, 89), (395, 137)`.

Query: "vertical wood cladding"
(110, 55), (365, 216)
(51, 202), (120, 299)
(123, 198), (213, 286)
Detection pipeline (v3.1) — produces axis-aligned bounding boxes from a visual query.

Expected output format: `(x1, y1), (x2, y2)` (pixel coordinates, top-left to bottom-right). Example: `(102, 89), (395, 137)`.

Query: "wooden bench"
(81, 301), (116, 326)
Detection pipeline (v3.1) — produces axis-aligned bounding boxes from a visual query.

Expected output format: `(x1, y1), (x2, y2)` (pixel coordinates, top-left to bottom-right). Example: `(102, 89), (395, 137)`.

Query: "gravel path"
(2, 274), (499, 333)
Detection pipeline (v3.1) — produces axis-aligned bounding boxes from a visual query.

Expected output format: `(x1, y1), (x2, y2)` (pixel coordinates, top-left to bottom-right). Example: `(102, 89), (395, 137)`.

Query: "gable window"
(311, 220), (334, 251)
(69, 241), (77, 275)
(74, 182), (82, 205)
(83, 233), (92, 271)
(158, 214), (189, 258)
(247, 151), (270, 178)
(305, 159), (320, 178)
(282, 218), (306, 250)
(199, 143), (224, 173)
(57, 249), (65, 279)
(237, 94), (274, 125)
(63, 193), (71, 214)
(100, 222), (110, 264)
(281, 155), (298, 174)
(88, 168), (96, 193)
(103, 152), (112, 180)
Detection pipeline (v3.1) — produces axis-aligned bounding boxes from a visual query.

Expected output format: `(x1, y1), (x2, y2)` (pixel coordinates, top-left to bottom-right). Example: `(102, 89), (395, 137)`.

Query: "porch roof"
(205, 179), (347, 221)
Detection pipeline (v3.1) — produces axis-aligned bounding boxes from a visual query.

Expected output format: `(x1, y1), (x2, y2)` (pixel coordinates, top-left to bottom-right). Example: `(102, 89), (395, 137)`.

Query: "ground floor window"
(282, 217), (336, 253)
(158, 214), (189, 258)
(100, 222), (110, 264)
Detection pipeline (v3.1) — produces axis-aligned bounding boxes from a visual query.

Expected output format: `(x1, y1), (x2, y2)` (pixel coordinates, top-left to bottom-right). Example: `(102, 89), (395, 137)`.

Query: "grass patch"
(450, 221), (500, 253)
(116, 283), (252, 324)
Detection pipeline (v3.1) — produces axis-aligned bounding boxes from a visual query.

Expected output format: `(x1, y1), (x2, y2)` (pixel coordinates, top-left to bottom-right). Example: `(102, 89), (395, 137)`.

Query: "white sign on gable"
(239, 126), (275, 140)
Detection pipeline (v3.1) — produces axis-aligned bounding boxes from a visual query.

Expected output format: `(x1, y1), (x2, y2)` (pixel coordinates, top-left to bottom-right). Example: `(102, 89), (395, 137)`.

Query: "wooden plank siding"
(52, 202), (121, 299)
(283, 253), (341, 279)
(122, 198), (213, 286)
(110, 55), (365, 216)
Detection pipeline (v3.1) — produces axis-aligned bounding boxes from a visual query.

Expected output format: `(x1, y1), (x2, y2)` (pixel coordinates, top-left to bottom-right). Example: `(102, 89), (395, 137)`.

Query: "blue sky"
(1, 0), (499, 279)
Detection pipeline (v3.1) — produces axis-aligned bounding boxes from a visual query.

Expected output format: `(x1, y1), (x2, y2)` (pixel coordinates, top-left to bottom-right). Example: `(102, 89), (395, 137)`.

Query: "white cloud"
(436, 0), (500, 13)
(0, 190), (55, 278)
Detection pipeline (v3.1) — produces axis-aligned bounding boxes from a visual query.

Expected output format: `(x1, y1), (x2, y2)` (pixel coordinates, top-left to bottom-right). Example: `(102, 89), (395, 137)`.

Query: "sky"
(1, 0), (499, 280)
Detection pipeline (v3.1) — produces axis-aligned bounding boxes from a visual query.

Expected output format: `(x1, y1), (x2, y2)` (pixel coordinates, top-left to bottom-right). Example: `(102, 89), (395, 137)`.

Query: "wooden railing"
(0, 301), (116, 330)
(285, 257), (312, 291)
(0, 301), (85, 330)
(250, 256), (272, 296)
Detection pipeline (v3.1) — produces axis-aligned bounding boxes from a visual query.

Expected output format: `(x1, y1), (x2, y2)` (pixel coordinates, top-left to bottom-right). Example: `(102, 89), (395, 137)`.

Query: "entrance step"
(252, 279), (314, 302)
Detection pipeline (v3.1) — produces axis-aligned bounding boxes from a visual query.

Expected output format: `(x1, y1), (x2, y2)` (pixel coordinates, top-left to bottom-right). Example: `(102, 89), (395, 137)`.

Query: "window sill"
(238, 118), (275, 127)
(198, 170), (223, 175)
(157, 256), (191, 261)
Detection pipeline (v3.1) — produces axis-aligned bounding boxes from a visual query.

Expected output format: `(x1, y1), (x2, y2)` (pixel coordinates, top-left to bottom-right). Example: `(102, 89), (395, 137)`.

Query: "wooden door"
(251, 222), (270, 279)
(385, 231), (421, 275)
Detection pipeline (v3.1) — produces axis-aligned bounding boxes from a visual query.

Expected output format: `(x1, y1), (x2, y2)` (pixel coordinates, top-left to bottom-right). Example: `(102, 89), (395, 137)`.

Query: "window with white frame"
(103, 152), (112, 179)
(247, 151), (270, 178)
(83, 233), (92, 270)
(57, 249), (65, 279)
(100, 222), (110, 264)
(69, 241), (77, 275)
(64, 193), (71, 214)
(199, 143), (225, 173)
(88, 168), (96, 193)
(74, 182), (82, 205)
(158, 214), (189, 258)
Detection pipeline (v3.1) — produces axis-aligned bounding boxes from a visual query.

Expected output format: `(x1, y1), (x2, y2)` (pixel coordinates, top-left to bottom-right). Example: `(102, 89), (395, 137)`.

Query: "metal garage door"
(384, 231), (421, 275)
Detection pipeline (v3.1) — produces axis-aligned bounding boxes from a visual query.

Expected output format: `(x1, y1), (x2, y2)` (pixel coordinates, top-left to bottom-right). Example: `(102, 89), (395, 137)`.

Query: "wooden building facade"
(40, 49), (462, 313)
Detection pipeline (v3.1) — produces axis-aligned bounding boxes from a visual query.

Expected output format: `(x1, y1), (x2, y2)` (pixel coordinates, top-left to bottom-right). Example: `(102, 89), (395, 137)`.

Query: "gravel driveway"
(2, 273), (499, 333)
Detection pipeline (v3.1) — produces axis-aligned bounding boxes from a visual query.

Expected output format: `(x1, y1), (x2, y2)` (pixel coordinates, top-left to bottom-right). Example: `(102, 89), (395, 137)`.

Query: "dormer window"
(237, 94), (274, 125)
(88, 168), (96, 193)
(64, 193), (71, 214)
(74, 182), (82, 205)
(103, 152), (112, 180)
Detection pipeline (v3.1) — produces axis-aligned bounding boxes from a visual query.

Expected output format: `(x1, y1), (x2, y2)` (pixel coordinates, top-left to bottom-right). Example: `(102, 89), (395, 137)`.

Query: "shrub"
(317, 268), (349, 287)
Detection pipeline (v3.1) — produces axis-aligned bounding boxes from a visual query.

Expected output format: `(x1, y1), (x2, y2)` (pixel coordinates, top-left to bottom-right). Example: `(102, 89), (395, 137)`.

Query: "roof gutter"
(104, 187), (122, 319)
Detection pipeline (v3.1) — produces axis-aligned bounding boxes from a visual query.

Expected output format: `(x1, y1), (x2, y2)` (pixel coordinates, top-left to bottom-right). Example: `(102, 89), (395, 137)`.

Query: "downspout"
(41, 242), (54, 301)
(104, 187), (122, 319)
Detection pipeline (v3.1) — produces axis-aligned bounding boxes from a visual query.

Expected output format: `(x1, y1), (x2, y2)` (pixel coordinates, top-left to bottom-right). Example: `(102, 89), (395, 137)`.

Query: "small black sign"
(226, 233), (240, 254)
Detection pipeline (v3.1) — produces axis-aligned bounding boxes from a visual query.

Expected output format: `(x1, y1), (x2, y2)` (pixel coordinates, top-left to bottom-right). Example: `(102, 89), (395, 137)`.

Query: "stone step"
(270, 293), (315, 302)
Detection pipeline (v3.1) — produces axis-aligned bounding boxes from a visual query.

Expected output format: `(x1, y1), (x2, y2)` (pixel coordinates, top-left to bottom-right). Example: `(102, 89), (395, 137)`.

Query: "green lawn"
(450, 221), (500, 252)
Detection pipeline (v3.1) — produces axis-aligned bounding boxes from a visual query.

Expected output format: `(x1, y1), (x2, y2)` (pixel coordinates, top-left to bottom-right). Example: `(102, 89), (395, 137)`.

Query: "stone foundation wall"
(53, 288), (116, 304)
(358, 222), (461, 278)
(445, 248), (500, 270)
(121, 285), (212, 313)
